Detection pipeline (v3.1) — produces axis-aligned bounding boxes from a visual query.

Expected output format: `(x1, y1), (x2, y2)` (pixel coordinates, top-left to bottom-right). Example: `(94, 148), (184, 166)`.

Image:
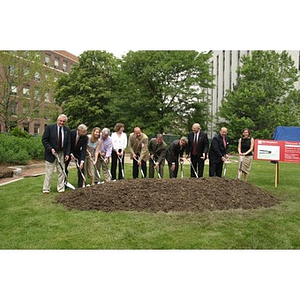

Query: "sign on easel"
(254, 139), (300, 187)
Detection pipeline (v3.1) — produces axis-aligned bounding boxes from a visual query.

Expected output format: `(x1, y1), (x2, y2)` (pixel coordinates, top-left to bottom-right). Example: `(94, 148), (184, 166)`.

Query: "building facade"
(0, 50), (78, 135)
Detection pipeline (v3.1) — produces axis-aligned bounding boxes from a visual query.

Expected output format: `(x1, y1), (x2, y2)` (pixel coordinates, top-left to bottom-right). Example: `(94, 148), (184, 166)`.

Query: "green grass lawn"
(0, 158), (299, 249)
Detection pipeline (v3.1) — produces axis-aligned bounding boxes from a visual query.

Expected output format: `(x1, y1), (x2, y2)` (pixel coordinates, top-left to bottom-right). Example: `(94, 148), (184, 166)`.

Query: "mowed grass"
(0, 158), (299, 249)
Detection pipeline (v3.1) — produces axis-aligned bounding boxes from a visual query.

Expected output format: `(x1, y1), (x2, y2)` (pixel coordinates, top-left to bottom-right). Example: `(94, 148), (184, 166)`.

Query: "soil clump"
(56, 177), (279, 213)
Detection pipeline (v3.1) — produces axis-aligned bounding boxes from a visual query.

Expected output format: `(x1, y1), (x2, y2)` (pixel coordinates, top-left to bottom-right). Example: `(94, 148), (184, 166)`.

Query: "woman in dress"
(85, 127), (101, 185)
(111, 123), (127, 180)
(237, 128), (254, 182)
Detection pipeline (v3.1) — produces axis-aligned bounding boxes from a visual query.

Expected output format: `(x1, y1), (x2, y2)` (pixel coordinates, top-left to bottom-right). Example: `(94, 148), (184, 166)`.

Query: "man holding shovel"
(65, 124), (88, 188)
(128, 127), (149, 179)
(186, 123), (209, 178)
(148, 134), (167, 178)
(42, 114), (71, 194)
(166, 137), (188, 178)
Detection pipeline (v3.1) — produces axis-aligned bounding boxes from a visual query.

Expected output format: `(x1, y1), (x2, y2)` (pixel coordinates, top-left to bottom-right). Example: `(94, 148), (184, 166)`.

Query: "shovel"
(99, 156), (112, 180)
(151, 157), (161, 178)
(118, 155), (125, 179)
(133, 156), (145, 178)
(223, 159), (227, 177)
(180, 161), (184, 178)
(54, 153), (76, 190)
(89, 157), (102, 182)
(74, 157), (88, 186)
(186, 158), (198, 178)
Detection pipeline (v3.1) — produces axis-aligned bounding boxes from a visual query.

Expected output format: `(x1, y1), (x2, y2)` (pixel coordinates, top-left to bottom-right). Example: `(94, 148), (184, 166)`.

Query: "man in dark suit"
(148, 134), (167, 178)
(186, 123), (209, 178)
(166, 137), (188, 178)
(42, 114), (71, 193)
(209, 127), (229, 177)
(65, 124), (88, 188)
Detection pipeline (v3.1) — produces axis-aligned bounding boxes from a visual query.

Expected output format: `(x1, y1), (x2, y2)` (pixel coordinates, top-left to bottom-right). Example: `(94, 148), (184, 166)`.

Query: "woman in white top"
(85, 127), (101, 185)
(111, 123), (127, 180)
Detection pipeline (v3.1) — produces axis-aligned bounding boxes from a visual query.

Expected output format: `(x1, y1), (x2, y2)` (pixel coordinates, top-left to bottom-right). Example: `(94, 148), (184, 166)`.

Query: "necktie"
(75, 135), (79, 147)
(223, 137), (226, 149)
(58, 127), (62, 150)
(193, 133), (197, 155)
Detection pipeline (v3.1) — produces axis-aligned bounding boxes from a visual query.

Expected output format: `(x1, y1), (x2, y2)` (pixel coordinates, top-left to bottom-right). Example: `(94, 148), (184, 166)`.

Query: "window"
(11, 85), (17, 95)
(23, 86), (30, 97)
(11, 104), (17, 115)
(23, 123), (29, 132)
(45, 54), (50, 66)
(54, 57), (59, 69)
(63, 61), (67, 72)
(35, 72), (40, 82)
(34, 88), (41, 101)
(44, 92), (50, 102)
(34, 124), (40, 134)
(9, 65), (15, 76)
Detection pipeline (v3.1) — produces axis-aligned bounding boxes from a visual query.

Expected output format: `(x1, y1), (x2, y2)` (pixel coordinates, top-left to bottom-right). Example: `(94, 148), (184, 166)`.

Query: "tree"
(219, 51), (300, 139)
(109, 50), (214, 136)
(54, 51), (120, 130)
(0, 51), (56, 133)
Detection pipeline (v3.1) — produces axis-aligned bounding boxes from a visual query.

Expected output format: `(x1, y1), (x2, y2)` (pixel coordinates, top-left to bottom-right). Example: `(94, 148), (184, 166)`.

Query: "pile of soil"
(57, 177), (279, 213)
(0, 166), (14, 179)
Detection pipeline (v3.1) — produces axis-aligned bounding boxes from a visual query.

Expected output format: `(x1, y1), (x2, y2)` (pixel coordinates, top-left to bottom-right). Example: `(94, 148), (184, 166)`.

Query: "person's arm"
(202, 133), (209, 159)
(238, 138), (242, 155)
(94, 140), (101, 164)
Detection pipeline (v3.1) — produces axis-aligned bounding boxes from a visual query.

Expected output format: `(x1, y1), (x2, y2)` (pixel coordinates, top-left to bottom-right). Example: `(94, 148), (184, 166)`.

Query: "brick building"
(0, 50), (78, 135)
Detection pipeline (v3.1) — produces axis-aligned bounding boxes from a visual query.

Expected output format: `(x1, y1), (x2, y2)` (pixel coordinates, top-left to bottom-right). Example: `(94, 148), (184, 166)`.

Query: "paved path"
(0, 154), (132, 186)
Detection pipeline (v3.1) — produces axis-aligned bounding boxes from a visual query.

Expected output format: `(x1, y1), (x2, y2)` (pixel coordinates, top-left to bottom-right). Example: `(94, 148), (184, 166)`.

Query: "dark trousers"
(65, 158), (85, 187)
(209, 161), (223, 177)
(149, 158), (165, 178)
(133, 157), (147, 179)
(168, 161), (179, 178)
(111, 150), (125, 180)
(191, 154), (205, 177)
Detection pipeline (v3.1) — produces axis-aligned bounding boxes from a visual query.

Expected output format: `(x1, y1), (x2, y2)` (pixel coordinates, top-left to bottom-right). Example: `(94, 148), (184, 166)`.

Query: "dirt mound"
(56, 177), (279, 213)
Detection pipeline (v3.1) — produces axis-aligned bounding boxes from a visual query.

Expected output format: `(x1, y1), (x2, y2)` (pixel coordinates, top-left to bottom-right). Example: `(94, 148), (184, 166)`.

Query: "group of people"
(42, 114), (254, 194)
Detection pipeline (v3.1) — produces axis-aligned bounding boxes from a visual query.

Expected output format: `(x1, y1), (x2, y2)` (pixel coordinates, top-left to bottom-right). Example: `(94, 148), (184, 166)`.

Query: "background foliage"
(55, 50), (214, 136)
(0, 134), (44, 164)
(219, 50), (300, 140)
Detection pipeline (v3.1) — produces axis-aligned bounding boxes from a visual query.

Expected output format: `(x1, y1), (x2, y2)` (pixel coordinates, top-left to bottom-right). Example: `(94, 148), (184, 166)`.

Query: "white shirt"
(111, 132), (127, 151)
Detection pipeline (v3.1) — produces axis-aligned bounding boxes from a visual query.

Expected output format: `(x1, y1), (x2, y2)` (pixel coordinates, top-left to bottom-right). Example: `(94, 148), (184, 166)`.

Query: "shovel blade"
(65, 181), (76, 190)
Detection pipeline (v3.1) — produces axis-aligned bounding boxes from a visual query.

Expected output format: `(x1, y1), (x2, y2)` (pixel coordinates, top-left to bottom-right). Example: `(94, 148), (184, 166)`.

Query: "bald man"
(128, 127), (149, 179)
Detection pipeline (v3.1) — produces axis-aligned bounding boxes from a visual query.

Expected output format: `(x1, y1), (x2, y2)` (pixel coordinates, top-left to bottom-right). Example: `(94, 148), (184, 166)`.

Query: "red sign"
(254, 140), (300, 163)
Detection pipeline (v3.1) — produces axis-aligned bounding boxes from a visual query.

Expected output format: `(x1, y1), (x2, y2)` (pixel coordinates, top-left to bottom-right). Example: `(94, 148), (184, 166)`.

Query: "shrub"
(0, 134), (44, 164)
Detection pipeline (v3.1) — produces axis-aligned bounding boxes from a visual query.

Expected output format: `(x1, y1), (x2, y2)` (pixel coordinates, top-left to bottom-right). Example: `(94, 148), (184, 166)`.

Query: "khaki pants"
(96, 158), (111, 182)
(43, 151), (65, 193)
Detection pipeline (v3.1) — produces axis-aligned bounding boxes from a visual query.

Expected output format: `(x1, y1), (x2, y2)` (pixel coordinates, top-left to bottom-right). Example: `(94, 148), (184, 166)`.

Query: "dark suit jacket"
(148, 138), (167, 164)
(186, 131), (209, 159)
(42, 123), (71, 162)
(208, 133), (229, 163)
(70, 129), (88, 162)
(166, 140), (186, 164)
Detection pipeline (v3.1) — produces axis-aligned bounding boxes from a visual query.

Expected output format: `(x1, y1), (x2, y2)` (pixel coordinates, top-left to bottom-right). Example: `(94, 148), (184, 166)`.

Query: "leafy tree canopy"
(219, 50), (300, 140)
(109, 50), (214, 136)
(55, 50), (121, 130)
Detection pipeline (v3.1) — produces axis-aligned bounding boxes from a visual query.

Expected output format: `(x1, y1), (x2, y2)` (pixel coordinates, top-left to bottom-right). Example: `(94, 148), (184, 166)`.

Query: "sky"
(1, 1), (299, 299)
